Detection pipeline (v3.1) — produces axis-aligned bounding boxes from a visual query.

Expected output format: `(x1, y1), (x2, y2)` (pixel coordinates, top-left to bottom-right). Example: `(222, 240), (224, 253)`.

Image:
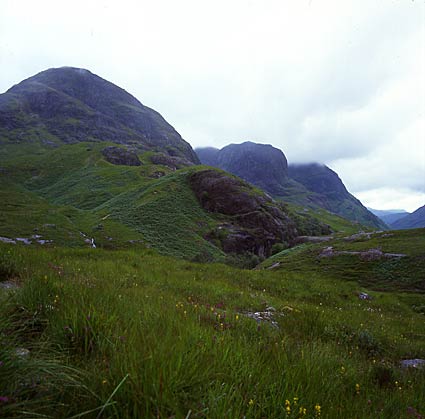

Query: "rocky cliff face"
(189, 169), (298, 258)
(0, 67), (199, 163)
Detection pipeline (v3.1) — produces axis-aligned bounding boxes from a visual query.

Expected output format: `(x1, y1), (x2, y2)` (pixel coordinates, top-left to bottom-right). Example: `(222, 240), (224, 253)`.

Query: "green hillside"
(1, 141), (329, 266)
(260, 228), (425, 292)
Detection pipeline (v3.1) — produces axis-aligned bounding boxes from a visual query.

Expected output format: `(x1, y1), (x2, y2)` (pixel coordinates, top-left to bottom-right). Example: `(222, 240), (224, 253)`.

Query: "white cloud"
(355, 188), (424, 213)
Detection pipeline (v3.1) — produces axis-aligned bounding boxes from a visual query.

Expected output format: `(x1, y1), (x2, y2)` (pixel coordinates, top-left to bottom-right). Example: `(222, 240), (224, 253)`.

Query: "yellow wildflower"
(248, 399), (254, 406)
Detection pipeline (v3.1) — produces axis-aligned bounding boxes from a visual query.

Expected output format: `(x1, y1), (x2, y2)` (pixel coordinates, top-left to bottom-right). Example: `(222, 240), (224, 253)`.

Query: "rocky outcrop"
(189, 169), (298, 258)
(102, 146), (141, 166)
(150, 153), (194, 170)
(0, 67), (199, 163)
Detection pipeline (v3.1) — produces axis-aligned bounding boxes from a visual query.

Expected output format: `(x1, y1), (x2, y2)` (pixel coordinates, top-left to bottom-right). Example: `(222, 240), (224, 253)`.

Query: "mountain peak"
(1, 67), (199, 163)
(196, 141), (288, 195)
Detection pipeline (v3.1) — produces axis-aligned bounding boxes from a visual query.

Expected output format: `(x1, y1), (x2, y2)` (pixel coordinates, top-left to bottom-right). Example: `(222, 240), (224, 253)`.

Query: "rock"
(0, 236), (16, 244)
(0, 281), (19, 290)
(149, 171), (166, 178)
(320, 247), (406, 260)
(15, 348), (30, 357)
(43, 224), (56, 228)
(150, 153), (194, 170)
(37, 239), (52, 245)
(267, 262), (281, 270)
(358, 292), (372, 300)
(102, 146), (142, 166)
(189, 169), (298, 258)
(320, 246), (334, 257)
(244, 308), (281, 328)
(344, 232), (372, 241)
(400, 359), (425, 369)
(293, 235), (332, 244)
(16, 238), (32, 245)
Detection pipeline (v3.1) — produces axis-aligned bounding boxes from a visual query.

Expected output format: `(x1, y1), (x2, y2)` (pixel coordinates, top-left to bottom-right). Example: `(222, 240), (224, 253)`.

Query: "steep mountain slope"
(288, 164), (387, 230)
(391, 205), (425, 229)
(0, 67), (199, 163)
(196, 142), (386, 230)
(368, 208), (409, 225)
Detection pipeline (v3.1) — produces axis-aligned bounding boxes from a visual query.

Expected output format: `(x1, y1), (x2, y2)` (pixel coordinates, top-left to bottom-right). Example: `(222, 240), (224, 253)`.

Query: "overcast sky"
(1, 0), (424, 211)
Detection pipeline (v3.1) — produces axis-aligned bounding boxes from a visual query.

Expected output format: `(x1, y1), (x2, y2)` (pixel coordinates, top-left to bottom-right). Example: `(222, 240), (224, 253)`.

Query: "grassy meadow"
(1, 238), (424, 418)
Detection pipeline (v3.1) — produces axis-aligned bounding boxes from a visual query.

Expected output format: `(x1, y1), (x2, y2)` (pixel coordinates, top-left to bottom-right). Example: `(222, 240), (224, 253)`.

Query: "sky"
(0, 0), (424, 212)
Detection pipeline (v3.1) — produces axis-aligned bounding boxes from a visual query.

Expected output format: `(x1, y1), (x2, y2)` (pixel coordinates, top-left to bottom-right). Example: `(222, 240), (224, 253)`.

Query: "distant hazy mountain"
(390, 205), (425, 230)
(195, 142), (386, 229)
(368, 208), (410, 225)
(0, 66), (199, 163)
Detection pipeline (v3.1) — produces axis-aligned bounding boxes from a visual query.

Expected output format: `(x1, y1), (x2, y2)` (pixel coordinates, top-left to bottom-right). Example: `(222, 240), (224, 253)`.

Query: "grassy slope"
(0, 141), (225, 260)
(0, 141), (341, 263)
(0, 243), (424, 418)
(285, 203), (367, 236)
(261, 228), (425, 293)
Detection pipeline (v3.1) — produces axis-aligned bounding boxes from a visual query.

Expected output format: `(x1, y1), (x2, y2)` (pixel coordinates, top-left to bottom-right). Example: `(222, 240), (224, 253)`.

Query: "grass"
(260, 228), (425, 293)
(1, 242), (424, 418)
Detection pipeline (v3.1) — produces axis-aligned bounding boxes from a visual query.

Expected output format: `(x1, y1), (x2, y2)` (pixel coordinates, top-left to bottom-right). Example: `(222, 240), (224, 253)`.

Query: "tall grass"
(1, 244), (424, 418)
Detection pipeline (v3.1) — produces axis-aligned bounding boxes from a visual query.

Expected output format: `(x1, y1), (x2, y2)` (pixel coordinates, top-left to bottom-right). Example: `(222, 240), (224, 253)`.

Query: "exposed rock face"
(150, 153), (194, 170)
(189, 169), (298, 258)
(390, 205), (425, 230)
(102, 146), (141, 166)
(0, 67), (199, 163)
(197, 142), (289, 195)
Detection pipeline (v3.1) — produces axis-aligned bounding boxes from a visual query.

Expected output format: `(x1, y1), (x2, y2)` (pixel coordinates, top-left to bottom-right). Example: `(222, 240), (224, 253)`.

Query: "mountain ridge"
(390, 204), (425, 230)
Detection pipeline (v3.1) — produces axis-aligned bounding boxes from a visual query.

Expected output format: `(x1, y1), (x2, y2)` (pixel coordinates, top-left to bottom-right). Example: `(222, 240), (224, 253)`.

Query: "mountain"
(199, 142), (289, 196)
(0, 67), (199, 163)
(287, 163), (387, 230)
(195, 142), (386, 230)
(390, 205), (425, 230)
(0, 68), (334, 266)
(368, 208), (410, 225)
